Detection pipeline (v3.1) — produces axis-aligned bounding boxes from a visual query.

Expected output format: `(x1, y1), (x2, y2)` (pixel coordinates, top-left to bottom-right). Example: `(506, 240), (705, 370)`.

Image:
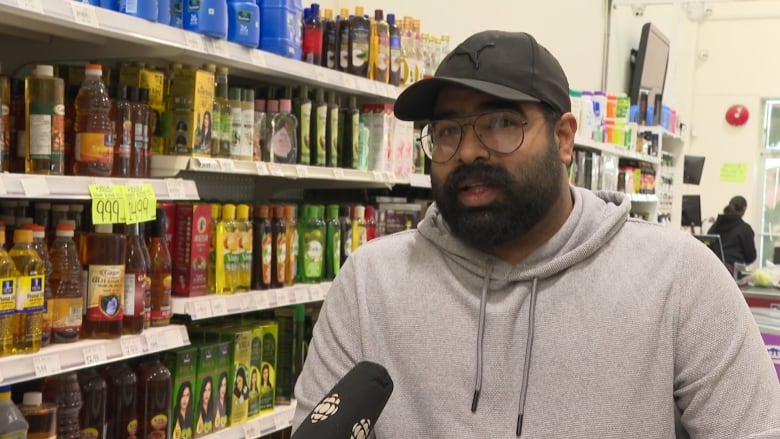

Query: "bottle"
(63, 84), (79, 175)
(365, 205), (377, 241)
(25, 64), (65, 175)
(11, 78), (25, 173)
(78, 368), (107, 439)
(356, 112), (370, 170)
(252, 99), (266, 161)
(25, 224), (52, 347)
(212, 67), (231, 158)
(49, 222), (83, 343)
(34, 202), (51, 234)
(236, 204), (253, 292)
(283, 204), (298, 286)
(123, 223), (147, 334)
(270, 205), (286, 288)
(74, 64), (114, 176)
(321, 8), (338, 69)
(351, 205), (367, 251)
(140, 228), (152, 330)
(42, 372), (82, 439)
(338, 96), (360, 169)
(102, 362), (138, 439)
(325, 91), (339, 167)
(0, 223), (16, 356)
(298, 205), (325, 283)
(311, 89), (327, 166)
(348, 6), (370, 77)
(338, 205), (352, 267)
(0, 68), (10, 172)
(251, 205), (272, 290)
(387, 13), (402, 86)
(267, 99), (298, 163)
(303, 3), (323, 65)
(325, 204), (341, 280)
(148, 209), (172, 326)
(136, 358), (172, 439)
(112, 85), (132, 177)
(226, 0), (260, 47)
(238, 89), (254, 161)
(19, 391), (57, 439)
(292, 86), (311, 165)
(10, 228), (44, 353)
(81, 224), (126, 339)
(208, 204), (220, 293)
(0, 385), (28, 438)
(131, 87), (151, 178)
(228, 87), (243, 161)
(337, 8), (351, 72)
(216, 204), (238, 294)
(369, 9), (390, 83)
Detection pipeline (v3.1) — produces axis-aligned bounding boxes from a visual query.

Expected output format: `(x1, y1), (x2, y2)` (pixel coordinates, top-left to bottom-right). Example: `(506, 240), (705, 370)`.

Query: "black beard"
(432, 144), (563, 250)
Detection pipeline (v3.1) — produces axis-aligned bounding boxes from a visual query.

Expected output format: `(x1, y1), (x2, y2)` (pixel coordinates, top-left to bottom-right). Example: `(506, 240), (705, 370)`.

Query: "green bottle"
(325, 204), (341, 280)
(297, 205), (325, 283)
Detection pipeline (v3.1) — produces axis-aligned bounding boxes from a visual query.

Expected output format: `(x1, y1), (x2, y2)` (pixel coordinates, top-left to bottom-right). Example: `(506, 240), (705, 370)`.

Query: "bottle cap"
(55, 223), (75, 237)
(355, 5), (364, 16)
(23, 391), (43, 406)
(222, 204), (236, 220)
(35, 64), (54, 77)
(267, 99), (280, 113)
(255, 99), (266, 112)
(211, 204), (221, 219)
(254, 205), (269, 219)
(365, 205), (375, 220)
(242, 89), (255, 102)
(338, 205), (350, 218)
(279, 99), (292, 113)
(202, 63), (217, 73)
(323, 8), (333, 19)
(51, 204), (69, 213)
(328, 204), (340, 220)
(340, 7), (349, 17)
(353, 205), (365, 220)
(236, 204), (250, 220)
(13, 229), (33, 243)
(387, 13), (395, 25)
(283, 204), (295, 221)
(217, 66), (229, 75)
(374, 9), (383, 20)
(229, 87), (241, 101)
(274, 205), (285, 219)
(85, 63), (102, 76)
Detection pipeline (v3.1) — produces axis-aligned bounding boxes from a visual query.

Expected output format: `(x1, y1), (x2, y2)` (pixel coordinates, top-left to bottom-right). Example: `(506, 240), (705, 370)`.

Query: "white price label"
(267, 163), (285, 177)
(21, 176), (49, 196)
(165, 179), (187, 199)
(281, 289), (295, 306)
(208, 38), (229, 57)
(254, 292), (270, 310)
(192, 157), (220, 171)
(385, 172), (397, 183)
(342, 75), (358, 90)
(33, 355), (61, 377)
(332, 168), (345, 179)
(250, 49), (267, 67)
(165, 328), (185, 347)
(372, 170), (385, 182)
(70, 1), (99, 27)
(190, 300), (213, 319)
(315, 68), (329, 83)
(217, 158), (236, 172)
(145, 332), (168, 351)
(243, 422), (261, 439)
(255, 162), (269, 175)
(184, 31), (207, 52)
(16, 0), (44, 14)
(211, 298), (229, 316)
(407, 173), (430, 188)
(240, 296), (253, 311)
(120, 337), (144, 357)
(295, 165), (309, 178)
(310, 284), (325, 301)
(267, 290), (279, 308)
(295, 287), (312, 303)
(274, 413), (291, 432)
(82, 345), (107, 365)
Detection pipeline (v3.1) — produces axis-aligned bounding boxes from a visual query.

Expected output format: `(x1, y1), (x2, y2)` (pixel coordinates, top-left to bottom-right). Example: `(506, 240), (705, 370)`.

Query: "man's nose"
(454, 124), (490, 163)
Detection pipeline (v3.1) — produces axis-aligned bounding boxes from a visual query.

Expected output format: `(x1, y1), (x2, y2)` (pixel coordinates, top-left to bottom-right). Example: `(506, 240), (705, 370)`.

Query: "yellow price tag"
(125, 185), (151, 224)
(89, 184), (126, 224)
(140, 184), (157, 222)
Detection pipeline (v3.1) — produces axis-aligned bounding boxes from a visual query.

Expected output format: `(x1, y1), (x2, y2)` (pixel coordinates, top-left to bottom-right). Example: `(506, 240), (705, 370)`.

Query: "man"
(293, 30), (780, 438)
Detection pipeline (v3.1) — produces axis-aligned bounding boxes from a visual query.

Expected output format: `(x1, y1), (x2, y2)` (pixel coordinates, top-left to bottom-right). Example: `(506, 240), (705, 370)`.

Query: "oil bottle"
(49, 222), (83, 343)
(23, 224), (52, 347)
(73, 64), (114, 177)
(148, 209), (172, 326)
(0, 222), (17, 356)
(10, 228), (44, 353)
(270, 205), (286, 288)
(236, 204), (252, 292)
(136, 357), (172, 439)
(102, 362), (138, 439)
(78, 368), (107, 439)
(0, 385), (28, 438)
(81, 224), (126, 339)
(369, 9), (390, 83)
(123, 223), (147, 334)
(251, 205), (272, 290)
(18, 391), (57, 439)
(216, 204), (238, 294)
(25, 64), (65, 175)
(42, 372), (82, 439)
(347, 5), (370, 77)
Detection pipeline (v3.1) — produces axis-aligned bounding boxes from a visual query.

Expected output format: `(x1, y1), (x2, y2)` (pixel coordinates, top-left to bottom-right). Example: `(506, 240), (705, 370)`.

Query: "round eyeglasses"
(418, 111), (546, 163)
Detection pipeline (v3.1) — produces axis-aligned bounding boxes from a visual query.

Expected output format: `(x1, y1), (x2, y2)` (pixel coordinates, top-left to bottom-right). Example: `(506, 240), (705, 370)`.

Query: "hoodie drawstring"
(471, 265), (493, 413)
(516, 277), (539, 436)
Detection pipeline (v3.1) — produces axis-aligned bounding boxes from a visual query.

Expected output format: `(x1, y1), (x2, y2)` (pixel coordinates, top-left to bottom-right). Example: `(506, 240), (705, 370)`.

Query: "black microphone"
(293, 361), (394, 439)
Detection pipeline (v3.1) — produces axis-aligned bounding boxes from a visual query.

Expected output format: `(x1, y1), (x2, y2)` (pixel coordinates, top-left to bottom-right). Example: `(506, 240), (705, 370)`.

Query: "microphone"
(293, 361), (394, 439)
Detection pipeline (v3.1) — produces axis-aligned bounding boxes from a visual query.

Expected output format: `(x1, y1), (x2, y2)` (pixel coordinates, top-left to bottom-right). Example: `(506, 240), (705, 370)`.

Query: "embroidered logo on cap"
(451, 42), (496, 69)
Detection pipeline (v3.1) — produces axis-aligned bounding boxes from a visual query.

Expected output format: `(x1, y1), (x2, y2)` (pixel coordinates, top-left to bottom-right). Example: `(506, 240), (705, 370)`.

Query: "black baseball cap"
(394, 31), (571, 121)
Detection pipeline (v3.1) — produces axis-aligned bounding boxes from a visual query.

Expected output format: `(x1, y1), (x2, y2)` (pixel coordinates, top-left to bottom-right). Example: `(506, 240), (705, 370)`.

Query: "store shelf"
(628, 193), (658, 203)
(171, 283), (332, 320)
(0, 0), (398, 102)
(0, 173), (200, 200)
(201, 400), (296, 439)
(643, 126), (682, 142)
(574, 138), (661, 164)
(0, 325), (190, 386)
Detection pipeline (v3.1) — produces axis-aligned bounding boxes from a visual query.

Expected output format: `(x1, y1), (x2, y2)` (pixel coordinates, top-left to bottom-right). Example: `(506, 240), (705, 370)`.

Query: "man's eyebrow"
(432, 100), (528, 120)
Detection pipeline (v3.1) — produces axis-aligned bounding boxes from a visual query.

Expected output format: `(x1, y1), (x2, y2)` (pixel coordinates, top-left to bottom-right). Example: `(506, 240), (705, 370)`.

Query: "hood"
(417, 186), (632, 280)
(709, 214), (742, 234)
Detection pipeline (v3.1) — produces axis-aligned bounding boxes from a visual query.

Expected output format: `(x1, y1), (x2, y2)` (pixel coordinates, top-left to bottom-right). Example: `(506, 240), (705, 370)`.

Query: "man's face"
(430, 86), (566, 250)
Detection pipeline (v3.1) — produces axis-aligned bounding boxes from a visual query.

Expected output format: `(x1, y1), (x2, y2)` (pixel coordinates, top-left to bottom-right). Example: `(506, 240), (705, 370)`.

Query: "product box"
(170, 67), (215, 156)
(213, 340), (232, 431)
(192, 342), (219, 437)
(362, 103), (394, 173)
(173, 203), (211, 297)
(391, 117), (414, 175)
(164, 346), (198, 439)
(205, 326), (252, 426)
(378, 202), (422, 235)
(247, 322), (263, 419)
(274, 310), (294, 406)
(118, 64), (167, 154)
(157, 202), (178, 260)
(256, 320), (278, 413)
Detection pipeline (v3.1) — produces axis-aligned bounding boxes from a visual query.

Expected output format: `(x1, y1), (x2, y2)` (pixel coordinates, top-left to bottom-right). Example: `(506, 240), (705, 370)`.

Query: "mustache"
(443, 163), (514, 192)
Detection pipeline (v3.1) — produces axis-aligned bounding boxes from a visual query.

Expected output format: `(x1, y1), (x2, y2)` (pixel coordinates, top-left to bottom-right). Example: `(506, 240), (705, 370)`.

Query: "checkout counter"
(742, 287), (780, 379)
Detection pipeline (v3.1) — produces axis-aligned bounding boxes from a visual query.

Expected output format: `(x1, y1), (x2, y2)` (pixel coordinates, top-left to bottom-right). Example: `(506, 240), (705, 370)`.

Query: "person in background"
(707, 195), (757, 272)
(292, 30), (780, 438)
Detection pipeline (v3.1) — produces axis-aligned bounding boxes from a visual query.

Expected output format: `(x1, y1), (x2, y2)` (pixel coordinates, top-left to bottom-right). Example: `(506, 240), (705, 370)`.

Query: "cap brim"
(393, 77), (541, 121)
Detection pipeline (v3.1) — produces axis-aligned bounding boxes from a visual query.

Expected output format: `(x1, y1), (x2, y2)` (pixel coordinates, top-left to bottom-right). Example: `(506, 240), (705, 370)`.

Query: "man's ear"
(555, 112), (577, 166)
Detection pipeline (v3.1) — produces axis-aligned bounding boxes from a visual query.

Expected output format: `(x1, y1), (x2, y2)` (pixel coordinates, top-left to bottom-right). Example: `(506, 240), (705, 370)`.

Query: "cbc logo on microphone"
(351, 419), (371, 439)
(310, 393), (341, 423)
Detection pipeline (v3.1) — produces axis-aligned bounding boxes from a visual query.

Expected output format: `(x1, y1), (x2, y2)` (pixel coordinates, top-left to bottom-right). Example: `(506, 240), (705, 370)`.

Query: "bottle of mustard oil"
(81, 224), (126, 339)
(10, 228), (44, 353)
(0, 223), (18, 356)
(235, 204), (252, 292)
(216, 204), (238, 294)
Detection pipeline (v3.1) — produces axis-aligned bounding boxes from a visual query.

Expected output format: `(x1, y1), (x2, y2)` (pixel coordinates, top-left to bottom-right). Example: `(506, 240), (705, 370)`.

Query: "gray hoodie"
(293, 187), (780, 438)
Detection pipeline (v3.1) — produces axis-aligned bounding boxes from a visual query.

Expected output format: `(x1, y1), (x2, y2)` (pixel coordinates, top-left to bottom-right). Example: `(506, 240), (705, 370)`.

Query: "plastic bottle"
(74, 64), (114, 176)
(364, 205), (376, 242)
(120, 0), (158, 21)
(227, 0), (260, 48)
(251, 205), (272, 290)
(11, 78), (26, 174)
(24, 224), (52, 347)
(303, 3), (324, 64)
(240, 89), (255, 161)
(321, 8), (337, 69)
(351, 205), (367, 251)
(136, 358), (172, 439)
(25, 64), (65, 175)
(49, 222), (83, 343)
(338, 205), (352, 267)
(111, 85), (132, 177)
(19, 391), (57, 439)
(78, 368), (107, 439)
(338, 96), (359, 169)
(131, 87), (151, 178)
(325, 91), (339, 167)
(283, 204), (298, 286)
(387, 13), (402, 86)
(148, 209), (172, 326)
(253, 99), (266, 161)
(0, 68), (10, 172)
(369, 9), (390, 83)
(337, 8), (351, 72)
(292, 86), (311, 165)
(0, 223), (17, 356)
(158, 0), (171, 25)
(267, 99), (298, 163)
(228, 87), (243, 161)
(348, 6), (370, 77)
(184, 0), (228, 38)
(42, 372), (82, 439)
(311, 89), (327, 166)
(236, 204), (253, 292)
(270, 205), (286, 288)
(10, 228), (44, 353)
(102, 362), (138, 439)
(123, 223), (147, 334)
(208, 204), (220, 293)
(216, 204), (238, 294)
(0, 385), (28, 438)
(81, 224), (126, 339)
(325, 204), (341, 280)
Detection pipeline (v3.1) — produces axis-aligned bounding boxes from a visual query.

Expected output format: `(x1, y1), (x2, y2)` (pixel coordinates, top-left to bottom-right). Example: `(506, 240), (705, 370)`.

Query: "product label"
(230, 107), (242, 158)
(261, 233), (272, 285)
(150, 273), (171, 322)
(86, 264), (124, 322)
(134, 122), (144, 157)
(82, 427), (99, 439)
(316, 105), (327, 165)
(150, 413), (169, 436)
(390, 46), (401, 75)
(124, 271), (146, 317)
(276, 233), (286, 283)
(350, 113), (360, 168)
(1, 106), (9, 162)
(0, 432), (27, 439)
(220, 111), (232, 146)
(29, 103), (52, 157)
(242, 109), (254, 159)
(339, 30), (350, 70)
(51, 297), (83, 332)
(270, 126), (293, 161)
(343, 225), (353, 260)
(288, 229), (299, 281)
(328, 107), (339, 166)
(332, 230), (341, 276)
(351, 28), (370, 69)
(75, 132), (113, 164)
(237, 10), (253, 37)
(299, 102), (311, 164)
(16, 274), (45, 313)
(238, 228), (252, 281)
(119, 118), (132, 158)
(0, 277), (15, 316)
(303, 233), (324, 278)
(126, 419), (138, 436)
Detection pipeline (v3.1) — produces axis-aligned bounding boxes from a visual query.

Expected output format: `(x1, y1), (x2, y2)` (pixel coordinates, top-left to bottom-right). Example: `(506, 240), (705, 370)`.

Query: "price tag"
(332, 168), (345, 179)
(372, 170), (385, 182)
(120, 337), (144, 357)
(211, 298), (228, 316)
(295, 165), (309, 178)
(89, 184), (126, 224)
(165, 328), (185, 347)
(281, 289), (296, 306)
(310, 284), (325, 301)
(124, 184), (155, 224)
(145, 332), (168, 351)
(274, 413), (291, 432)
(21, 176), (49, 196)
(70, 1), (99, 27)
(315, 68), (329, 83)
(267, 163), (285, 177)
(342, 75), (358, 90)
(191, 157), (220, 171)
(250, 49), (267, 67)
(208, 38), (229, 57)
(266, 290), (279, 308)
(240, 296), (253, 311)
(33, 355), (61, 377)
(217, 158), (236, 172)
(243, 422), (261, 439)
(295, 287), (312, 303)
(407, 173), (430, 188)
(255, 162), (269, 176)
(190, 300), (213, 319)
(139, 184), (157, 222)
(82, 345), (108, 365)
(16, 0), (44, 14)
(165, 179), (188, 199)
(385, 172), (397, 183)
(254, 291), (269, 309)
(184, 31), (206, 52)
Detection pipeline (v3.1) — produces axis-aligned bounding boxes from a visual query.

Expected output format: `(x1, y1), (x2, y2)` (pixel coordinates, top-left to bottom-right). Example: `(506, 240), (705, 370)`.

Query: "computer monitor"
(683, 155), (706, 185)
(628, 22), (671, 106)
(693, 234), (725, 263)
(681, 195), (702, 228)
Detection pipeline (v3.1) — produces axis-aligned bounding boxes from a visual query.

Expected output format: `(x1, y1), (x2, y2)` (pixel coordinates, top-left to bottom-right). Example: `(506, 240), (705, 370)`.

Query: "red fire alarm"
(726, 104), (750, 126)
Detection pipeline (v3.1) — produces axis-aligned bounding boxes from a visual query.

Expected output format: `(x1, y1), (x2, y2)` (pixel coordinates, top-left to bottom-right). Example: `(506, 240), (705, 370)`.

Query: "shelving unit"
(0, 173), (200, 200)
(203, 401), (296, 439)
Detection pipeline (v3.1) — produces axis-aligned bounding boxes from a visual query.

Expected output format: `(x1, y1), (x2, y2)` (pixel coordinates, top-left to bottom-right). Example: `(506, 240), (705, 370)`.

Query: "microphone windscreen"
(293, 361), (394, 439)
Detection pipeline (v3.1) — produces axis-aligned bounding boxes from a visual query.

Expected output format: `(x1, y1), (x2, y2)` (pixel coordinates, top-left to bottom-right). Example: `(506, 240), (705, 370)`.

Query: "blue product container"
(171, 0), (184, 27)
(184, 0), (228, 39)
(79, 0), (101, 5)
(227, 0), (260, 48)
(100, 0), (119, 10)
(120, 0), (160, 21)
(158, 0), (172, 24)
(259, 0), (302, 59)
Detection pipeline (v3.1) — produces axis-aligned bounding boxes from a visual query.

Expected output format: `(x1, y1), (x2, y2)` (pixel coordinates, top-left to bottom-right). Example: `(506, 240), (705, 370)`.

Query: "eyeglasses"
(419, 111), (546, 163)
